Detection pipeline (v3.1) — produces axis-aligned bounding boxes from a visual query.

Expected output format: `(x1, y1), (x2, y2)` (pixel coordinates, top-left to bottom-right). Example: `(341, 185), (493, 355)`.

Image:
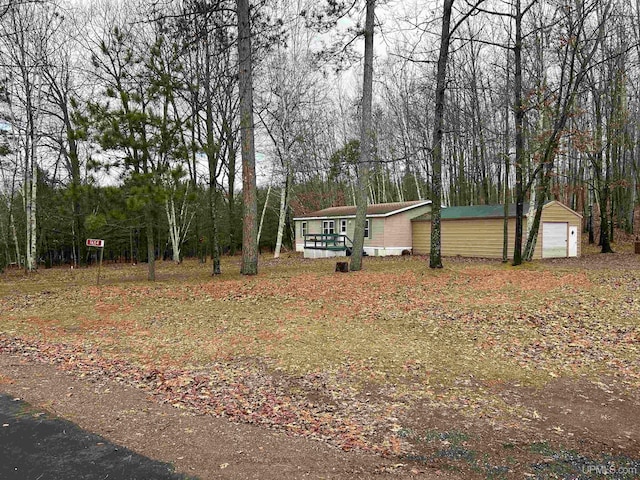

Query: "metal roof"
(412, 203), (531, 221)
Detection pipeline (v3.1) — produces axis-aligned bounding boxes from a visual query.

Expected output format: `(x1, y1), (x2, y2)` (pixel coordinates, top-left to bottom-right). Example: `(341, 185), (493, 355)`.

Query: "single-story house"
(411, 200), (582, 259)
(294, 200), (432, 258)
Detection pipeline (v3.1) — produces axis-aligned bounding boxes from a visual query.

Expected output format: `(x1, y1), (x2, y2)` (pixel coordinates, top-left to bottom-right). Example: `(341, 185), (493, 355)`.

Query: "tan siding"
(412, 221), (431, 255)
(412, 201), (582, 259)
(383, 204), (432, 249)
(413, 218), (521, 258)
(534, 201), (582, 259)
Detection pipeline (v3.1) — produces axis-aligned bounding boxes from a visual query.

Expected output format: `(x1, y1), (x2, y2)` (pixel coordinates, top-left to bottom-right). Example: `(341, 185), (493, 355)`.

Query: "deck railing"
(303, 233), (352, 251)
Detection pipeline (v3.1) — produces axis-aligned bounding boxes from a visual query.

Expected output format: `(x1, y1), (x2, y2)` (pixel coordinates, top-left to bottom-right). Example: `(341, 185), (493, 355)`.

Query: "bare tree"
(0, 1), (61, 272)
(522, 0), (611, 261)
(258, 0), (320, 258)
(350, 0), (375, 272)
(429, 0), (485, 269)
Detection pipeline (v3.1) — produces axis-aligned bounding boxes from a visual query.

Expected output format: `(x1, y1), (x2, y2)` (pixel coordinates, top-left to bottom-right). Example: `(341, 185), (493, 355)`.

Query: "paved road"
(0, 394), (195, 480)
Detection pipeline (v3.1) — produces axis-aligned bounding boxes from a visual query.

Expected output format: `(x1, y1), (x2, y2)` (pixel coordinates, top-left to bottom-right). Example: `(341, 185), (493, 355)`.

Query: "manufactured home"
(294, 200), (432, 258)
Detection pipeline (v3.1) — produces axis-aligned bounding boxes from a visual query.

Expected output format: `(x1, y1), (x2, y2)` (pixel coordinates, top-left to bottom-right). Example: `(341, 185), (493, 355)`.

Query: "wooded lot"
(0, 0), (638, 277)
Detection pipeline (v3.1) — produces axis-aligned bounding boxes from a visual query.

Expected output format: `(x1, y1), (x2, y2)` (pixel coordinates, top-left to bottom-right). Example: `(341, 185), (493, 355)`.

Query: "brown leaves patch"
(1, 256), (639, 461)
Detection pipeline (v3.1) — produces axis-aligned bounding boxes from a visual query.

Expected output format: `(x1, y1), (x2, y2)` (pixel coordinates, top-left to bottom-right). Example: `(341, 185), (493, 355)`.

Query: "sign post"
(86, 239), (105, 285)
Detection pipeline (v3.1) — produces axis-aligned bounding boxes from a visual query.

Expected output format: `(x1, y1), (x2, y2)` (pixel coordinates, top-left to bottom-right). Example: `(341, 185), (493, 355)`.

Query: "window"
(323, 220), (335, 235)
(340, 219), (347, 234)
(364, 219), (370, 238)
(301, 221), (307, 238)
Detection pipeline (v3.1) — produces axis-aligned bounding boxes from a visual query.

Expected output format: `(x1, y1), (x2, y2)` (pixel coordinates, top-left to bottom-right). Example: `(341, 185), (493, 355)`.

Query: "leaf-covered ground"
(1, 249), (639, 478)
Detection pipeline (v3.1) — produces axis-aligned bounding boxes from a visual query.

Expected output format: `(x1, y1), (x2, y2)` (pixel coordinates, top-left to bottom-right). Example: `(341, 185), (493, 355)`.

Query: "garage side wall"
(412, 218), (521, 258)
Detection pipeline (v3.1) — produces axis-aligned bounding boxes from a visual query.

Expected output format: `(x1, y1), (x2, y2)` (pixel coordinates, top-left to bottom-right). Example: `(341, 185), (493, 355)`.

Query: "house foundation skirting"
(363, 247), (411, 257)
(303, 249), (347, 259)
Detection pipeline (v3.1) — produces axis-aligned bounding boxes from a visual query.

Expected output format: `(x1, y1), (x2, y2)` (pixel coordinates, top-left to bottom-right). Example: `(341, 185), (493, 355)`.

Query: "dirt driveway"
(0, 352), (452, 480)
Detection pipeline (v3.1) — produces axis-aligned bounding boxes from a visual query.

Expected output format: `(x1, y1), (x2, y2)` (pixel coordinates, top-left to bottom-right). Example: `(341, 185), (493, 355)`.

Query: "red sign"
(86, 239), (105, 248)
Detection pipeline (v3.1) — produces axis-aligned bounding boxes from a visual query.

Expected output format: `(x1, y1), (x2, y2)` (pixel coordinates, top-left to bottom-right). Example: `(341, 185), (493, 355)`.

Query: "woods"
(0, 0), (639, 275)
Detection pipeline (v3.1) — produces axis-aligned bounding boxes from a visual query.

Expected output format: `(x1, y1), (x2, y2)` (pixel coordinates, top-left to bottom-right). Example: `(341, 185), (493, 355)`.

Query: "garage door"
(542, 222), (568, 258)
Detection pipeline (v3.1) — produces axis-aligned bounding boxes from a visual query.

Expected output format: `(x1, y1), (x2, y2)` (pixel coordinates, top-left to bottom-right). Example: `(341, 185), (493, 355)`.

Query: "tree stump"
(335, 261), (349, 273)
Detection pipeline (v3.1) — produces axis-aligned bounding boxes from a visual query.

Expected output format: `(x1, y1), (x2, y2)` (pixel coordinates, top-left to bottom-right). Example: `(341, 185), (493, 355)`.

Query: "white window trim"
(323, 220), (335, 235)
(301, 221), (307, 238)
(340, 219), (347, 234)
(364, 219), (370, 238)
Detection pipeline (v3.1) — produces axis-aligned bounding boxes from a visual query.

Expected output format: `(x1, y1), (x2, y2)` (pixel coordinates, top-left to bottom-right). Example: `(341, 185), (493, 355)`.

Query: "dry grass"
(2, 249), (640, 459)
(3, 253), (639, 388)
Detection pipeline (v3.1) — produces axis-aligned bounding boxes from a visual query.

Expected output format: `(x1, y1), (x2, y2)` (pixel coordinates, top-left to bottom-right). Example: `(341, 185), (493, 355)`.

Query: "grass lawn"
(1, 246), (639, 478)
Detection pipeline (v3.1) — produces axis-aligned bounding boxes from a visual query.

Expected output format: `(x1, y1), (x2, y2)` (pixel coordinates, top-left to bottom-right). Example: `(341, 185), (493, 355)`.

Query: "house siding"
(315, 217), (385, 246)
(383, 204), (431, 251)
(294, 217), (383, 249)
(295, 219), (324, 251)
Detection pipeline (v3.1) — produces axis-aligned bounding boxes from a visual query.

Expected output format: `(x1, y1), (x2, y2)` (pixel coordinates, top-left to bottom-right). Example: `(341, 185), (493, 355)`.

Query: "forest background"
(0, 0), (637, 275)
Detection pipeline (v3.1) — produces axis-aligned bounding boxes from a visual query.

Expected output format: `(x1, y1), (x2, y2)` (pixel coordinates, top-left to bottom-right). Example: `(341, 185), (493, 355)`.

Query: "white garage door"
(542, 222), (568, 258)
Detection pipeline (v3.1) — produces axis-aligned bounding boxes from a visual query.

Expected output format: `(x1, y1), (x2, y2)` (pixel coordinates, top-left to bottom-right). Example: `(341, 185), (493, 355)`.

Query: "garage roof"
(412, 203), (530, 221)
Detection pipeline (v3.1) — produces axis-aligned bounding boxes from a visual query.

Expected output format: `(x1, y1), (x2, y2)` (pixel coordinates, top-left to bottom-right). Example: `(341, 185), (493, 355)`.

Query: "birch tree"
(0, 1), (60, 272)
(259, 0), (319, 258)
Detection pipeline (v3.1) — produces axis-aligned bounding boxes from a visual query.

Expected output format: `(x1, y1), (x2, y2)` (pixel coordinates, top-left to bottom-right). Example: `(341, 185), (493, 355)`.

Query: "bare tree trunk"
(238, 0), (258, 275)
(202, 32), (221, 275)
(0, 214), (8, 270)
(145, 207), (156, 281)
(10, 211), (21, 268)
(257, 181), (272, 246)
(186, 87), (205, 264)
(26, 166), (37, 271)
(227, 129), (238, 256)
(429, 0), (455, 270)
(4, 162), (22, 268)
(599, 154), (614, 253)
(350, 0), (375, 272)
(512, 0), (525, 266)
(273, 170), (290, 258)
(502, 60), (510, 263)
(210, 184), (222, 274)
(165, 196), (181, 263)
(524, 173), (537, 254)
(524, 177), (546, 261)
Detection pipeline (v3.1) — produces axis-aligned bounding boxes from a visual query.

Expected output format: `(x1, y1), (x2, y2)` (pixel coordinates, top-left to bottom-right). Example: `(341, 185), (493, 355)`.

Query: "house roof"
(293, 200), (431, 220)
(412, 203), (531, 221)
